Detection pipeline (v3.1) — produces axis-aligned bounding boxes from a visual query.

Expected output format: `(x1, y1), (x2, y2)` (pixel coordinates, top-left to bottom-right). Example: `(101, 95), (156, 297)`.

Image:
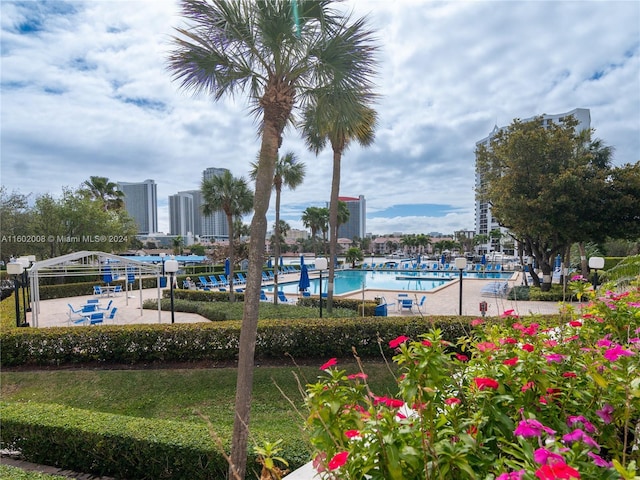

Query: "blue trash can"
(160, 277), (167, 288)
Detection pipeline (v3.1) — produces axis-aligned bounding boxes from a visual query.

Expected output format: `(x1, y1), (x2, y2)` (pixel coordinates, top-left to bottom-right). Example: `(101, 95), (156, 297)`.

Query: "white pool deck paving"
(24, 269), (569, 329)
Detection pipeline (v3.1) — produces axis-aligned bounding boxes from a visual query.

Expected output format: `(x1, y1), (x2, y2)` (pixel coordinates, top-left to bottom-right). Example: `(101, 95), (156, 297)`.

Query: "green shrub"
(507, 285), (530, 300)
(528, 284), (574, 301)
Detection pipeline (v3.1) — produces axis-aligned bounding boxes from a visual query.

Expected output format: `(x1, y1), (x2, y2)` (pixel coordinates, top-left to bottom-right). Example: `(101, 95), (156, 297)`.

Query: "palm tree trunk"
(327, 149), (342, 314)
(229, 120), (281, 480)
(273, 189), (281, 305)
(227, 213), (235, 302)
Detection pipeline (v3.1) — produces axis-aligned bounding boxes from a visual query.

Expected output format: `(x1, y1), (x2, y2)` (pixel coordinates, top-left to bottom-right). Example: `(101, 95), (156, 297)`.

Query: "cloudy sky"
(2, 1), (639, 236)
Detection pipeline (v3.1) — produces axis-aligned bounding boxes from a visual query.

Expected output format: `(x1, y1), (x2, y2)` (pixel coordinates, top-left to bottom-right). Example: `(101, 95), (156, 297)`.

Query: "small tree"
(345, 247), (364, 268)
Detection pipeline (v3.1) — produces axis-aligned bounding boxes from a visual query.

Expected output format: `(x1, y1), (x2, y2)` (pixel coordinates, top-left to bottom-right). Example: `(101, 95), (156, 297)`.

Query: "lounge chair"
(261, 272), (270, 283)
(208, 276), (220, 288)
(277, 291), (294, 304)
(198, 276), (214, 289)
(236, 273), (246, 284)
(260, 290), (270, 302)
(481, 281), (509, 297)
(217, 275), (229, 287)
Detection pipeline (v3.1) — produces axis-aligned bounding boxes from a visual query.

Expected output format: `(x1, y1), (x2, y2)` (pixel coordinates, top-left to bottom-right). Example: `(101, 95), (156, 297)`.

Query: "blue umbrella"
(300, 255), (305, 267)
(441, 254), (446, 265)
(298, 264), (310, 291)
(554, 254), (562, 270)
(224, 258), (230, 277)
(267, 257), (272, 268)
(280, 256), (284, 267)
(481, 254), (487, 266)
(417, 254), (421, 265)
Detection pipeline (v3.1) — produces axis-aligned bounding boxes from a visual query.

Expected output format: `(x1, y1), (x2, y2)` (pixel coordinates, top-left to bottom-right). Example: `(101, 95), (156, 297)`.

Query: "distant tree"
(172, 236), (183, 255)
(345, 247), (364, 268)
(202, 171), (253, 300)
(301, 206), (326, 256)
(0, 188), (32, 262)
(80, 176), (124, 212)
(189, 243), (205, 256)
(250, 152), (305, 303)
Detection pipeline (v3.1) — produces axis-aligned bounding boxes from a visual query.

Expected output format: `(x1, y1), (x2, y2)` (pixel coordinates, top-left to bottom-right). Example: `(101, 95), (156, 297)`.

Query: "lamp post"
(7, 261), (24, 327)
(17, 256), (32, 324)
(159, 252), (167, 288)
(164, 259), (179, 324)
(454, 257), (467, 316)
(588, 256), (605, 292)
(315, 258), (328, 318)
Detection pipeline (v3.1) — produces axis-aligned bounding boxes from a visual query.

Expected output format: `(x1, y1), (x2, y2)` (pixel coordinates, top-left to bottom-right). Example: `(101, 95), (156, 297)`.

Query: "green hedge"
(0, 316), (491, 367)
(0, 401), (263, 479)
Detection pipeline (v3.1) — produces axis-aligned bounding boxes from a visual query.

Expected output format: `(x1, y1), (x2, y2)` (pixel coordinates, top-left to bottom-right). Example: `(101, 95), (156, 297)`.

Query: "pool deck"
(24, 269), (570, 329)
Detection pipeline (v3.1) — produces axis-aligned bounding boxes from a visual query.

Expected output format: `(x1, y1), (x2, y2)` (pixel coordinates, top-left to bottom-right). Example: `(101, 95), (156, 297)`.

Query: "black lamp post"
(7, 261), (24, 327)
(454, 257), (467, 316)
(315, 258), (328, 318)
(588, 256), (605, 292)
(165, 259), (179, 324)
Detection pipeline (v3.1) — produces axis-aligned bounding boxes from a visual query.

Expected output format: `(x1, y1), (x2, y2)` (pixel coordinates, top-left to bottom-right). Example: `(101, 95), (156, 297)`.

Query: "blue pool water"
(265, 269), (512, 295)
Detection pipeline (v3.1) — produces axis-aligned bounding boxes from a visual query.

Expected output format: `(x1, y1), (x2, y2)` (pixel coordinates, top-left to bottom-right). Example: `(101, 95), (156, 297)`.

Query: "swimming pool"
(265, 269), (513, 295)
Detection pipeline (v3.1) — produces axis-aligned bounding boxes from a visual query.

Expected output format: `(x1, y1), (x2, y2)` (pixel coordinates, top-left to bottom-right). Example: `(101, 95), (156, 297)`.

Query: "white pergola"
(27, 251), (162, 327)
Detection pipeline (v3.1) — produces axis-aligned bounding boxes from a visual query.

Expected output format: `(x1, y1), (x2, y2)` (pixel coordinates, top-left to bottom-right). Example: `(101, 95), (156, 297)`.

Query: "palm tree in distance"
(301, 206), (325, 256)
(80, 176), (124, 212)
(167, 2), (378, 476)
(301, 92), (378, 314)
(251, 152), (305, 304)
(201, 170), (253, 301)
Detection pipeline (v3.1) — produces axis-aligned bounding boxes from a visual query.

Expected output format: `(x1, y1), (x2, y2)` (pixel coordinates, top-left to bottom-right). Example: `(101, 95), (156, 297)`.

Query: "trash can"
(374, 304), (388, 316)
(160, 277), (167, 288)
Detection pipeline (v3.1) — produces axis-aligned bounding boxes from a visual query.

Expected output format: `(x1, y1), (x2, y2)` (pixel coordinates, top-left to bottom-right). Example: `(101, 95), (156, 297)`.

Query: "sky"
(2, 0), (639, 237)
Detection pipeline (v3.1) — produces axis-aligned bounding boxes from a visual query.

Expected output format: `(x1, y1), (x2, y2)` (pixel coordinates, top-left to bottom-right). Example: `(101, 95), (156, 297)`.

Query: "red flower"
(474, 377), (499, 390)
(445, 397), (461, 405)
(421, 339), (432, 347)
(522, 381), (535, 392)
(344, 429), (360, 439)
(569, 321), (582, 327)
(501, 337), (517, 344)
(320, 358), (338, 370)
(389, 335), (409, 348)
(373, 395), (404, 408)
(328, 451), (349, 470)
(347, 372), (368, 380)
(535, 463), (580, 479)
(562, 372), (577, 378)
(522, 344), (535, 352)
(503, 357), (519, 366)
(455, 353), (469, 362)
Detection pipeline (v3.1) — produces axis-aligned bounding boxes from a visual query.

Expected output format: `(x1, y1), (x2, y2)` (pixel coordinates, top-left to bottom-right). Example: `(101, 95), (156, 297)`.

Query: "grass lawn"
(0, 465), (70, 480)
(1, 361), (398, 456)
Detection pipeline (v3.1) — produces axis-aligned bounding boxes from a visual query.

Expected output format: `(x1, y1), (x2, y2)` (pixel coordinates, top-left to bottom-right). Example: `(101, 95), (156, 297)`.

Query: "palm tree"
(251, 152), (305, 304)
(167, 2), (378, 476)
(301, 95), (377, 314)
(80, 176), (124, 212)
(301, 206), (325, 255)
(345, 246), (363, 268)
(201, 171), (253, 300)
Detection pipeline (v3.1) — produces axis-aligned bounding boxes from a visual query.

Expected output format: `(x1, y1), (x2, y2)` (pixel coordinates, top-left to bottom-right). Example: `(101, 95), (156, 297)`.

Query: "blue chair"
(218, 275), (229, 287)
(107, 307), (118, 321)
(208, 276), (220, 288)
(99, 300), (113, 311)
(236, 273), (246, 284)
(89, 312), (104, 325)
(87, 299), (100, 304)
(93, 286), (103, 296)
(198, 276), (213, 288)
(260, 290), (270, 302)
(262, 272), (270, 283)
(67, 304), (83, 323)
(82, 304), (97, 313)
(416, 295), (426, 309)
(113, 285), (123, 296)
(399, 298), (414, 313)
(277, 291), (294, 304)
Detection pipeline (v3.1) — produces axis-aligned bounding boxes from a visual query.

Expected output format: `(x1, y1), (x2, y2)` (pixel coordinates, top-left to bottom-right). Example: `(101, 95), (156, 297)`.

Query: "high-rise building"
(117, 179), (158, 234)
(168, 192), (195, 237)
(474, 108), (591, 253)
(337, 195), (366, 240)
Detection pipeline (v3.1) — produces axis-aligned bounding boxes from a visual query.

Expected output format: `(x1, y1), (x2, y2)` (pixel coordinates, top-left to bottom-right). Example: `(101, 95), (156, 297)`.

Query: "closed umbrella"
(554, 254), (562, 270)
(103, 265), (113, 285)
(298, 264), (310, 292)
(267, 257), (272, 269)
(481, 254), (487, 266)
(224, 258), (230, 277)
(300, 255), (305, 267)
(441, 254), (446, 265)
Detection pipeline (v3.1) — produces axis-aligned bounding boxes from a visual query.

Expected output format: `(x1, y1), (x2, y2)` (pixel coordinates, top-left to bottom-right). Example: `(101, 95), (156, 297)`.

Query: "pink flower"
(455, 353), (469, 362)
(562, 429), (601, 449)
(545, 353), (566, 363)
(534, 447), (565, 465)
(503, 357), (519, 366)
(344, 429), (360, 439)
(502, 309), (518, 318)
(320, 358), (338, 370)
(500, 337), (517, 344)
(473, 377), (499, 390)
(587, 452), (612, 468)
(535, 463), (581, 479)
(445, 397), (461, 406)
(522, 344), (535, 352)
(514, 419), (555, 438)
(603, 344), (634, 362)
(497, 470), (525, 480)
(373, 395), (404, 408)
(477, 341), (498, 352)
(471, 318), (484, 326)
(567, 415), (596, 433)
(596, 404), (614, 424)
(328, 451), (349, 470)
(347, 372), (368, 380)
(389, 335), (410, 348)
(421, 339), (432, 347)
(521, 381), (535, 392)
(596, 337), (612, 347)
(569, 321), (582, 327)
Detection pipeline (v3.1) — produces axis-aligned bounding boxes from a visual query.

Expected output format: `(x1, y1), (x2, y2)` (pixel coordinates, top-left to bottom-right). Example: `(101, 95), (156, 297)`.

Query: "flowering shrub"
(304, 282), (640, 479)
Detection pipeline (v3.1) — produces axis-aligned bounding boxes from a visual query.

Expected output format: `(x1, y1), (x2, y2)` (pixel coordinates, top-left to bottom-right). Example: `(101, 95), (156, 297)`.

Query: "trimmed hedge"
(0, 316), (488, 367)
(0, 401), (255, 479)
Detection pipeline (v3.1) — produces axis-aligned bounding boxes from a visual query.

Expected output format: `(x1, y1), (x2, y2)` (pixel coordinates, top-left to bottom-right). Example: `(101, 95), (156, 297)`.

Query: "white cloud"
(1, 0), (638, 236)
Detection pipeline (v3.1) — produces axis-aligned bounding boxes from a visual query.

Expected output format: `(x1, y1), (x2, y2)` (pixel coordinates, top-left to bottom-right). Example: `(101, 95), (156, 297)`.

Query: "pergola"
(27, 251), (162, 327)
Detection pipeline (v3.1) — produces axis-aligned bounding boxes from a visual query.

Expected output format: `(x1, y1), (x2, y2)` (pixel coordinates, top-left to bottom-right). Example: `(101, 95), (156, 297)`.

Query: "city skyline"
(2, 1), (638, 236)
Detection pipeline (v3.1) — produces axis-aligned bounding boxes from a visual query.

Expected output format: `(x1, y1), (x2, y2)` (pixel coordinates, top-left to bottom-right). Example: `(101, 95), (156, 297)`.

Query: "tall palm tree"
(251, 152), (305, 304)
(302, 95), (378, 313)
(167, 2), (378, 476)
(80, 176), (124, 212)
(201, 171), (253, 300)
(301, 206), (325, 255)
